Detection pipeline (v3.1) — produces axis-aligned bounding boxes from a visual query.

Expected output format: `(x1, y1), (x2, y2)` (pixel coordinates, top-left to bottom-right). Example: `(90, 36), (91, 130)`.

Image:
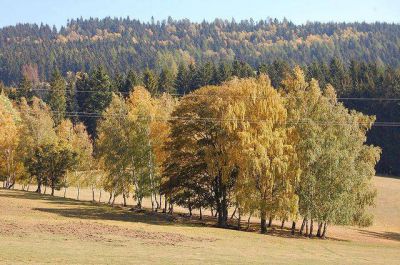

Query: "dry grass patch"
(1, 176), (399, 264)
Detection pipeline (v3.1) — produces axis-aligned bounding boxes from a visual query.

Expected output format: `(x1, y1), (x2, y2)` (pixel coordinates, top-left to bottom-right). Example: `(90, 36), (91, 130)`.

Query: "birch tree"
(224, 75), (300, 233)
(0, 93), (23, 188)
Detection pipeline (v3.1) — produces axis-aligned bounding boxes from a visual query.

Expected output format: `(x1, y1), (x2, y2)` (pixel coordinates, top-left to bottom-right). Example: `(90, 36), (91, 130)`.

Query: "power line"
(7, 109), (400, 127)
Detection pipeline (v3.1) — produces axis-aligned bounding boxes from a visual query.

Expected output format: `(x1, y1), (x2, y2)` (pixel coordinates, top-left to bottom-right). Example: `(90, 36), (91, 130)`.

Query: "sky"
(0, 0), (399, 28)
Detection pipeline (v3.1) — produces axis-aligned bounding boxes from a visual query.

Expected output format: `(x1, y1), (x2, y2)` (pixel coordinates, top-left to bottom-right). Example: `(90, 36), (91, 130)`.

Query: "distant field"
(1, 176), (399, 264)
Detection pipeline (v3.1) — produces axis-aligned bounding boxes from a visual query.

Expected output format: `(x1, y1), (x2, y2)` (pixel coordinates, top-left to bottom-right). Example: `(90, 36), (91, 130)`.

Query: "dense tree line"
(2, 57), (398, 175)
(1, 17), (400, 85)
(0, 68), (380, 238)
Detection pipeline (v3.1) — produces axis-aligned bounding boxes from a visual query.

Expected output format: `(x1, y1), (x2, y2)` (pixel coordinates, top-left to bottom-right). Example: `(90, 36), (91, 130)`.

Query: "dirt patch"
(0, 219), (217, 246)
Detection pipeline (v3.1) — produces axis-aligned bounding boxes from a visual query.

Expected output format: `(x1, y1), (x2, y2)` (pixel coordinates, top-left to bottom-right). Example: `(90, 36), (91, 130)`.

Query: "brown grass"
(0, 176), (399, 264)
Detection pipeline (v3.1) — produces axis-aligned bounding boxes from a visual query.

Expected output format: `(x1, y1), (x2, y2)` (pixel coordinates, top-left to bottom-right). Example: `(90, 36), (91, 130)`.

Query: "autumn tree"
(0, 93), (22, 188)
(97, 93), (134, 206)
(223, 76), (300, 233)
(149, 93), (177, 210)
(281, 67), (380, 237)
(57, 119), (93, 199)
(125, 87), (157, 208)
(19, 97), (57, 193)
(29, 143), (77, 196)
(163, 85), (237, 227)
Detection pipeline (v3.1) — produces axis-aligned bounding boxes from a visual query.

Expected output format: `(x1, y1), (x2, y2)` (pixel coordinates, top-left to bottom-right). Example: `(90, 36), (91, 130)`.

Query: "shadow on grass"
(357, 229), (400, 242)
(0, 188), (209, 227)
(0, 188), (352, 241)
(375, 174), (400, 180)
(240, 223), (348, 242)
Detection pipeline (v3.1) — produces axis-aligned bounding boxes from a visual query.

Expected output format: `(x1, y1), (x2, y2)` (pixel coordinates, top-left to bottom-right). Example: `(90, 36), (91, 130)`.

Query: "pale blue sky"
(0, 0), (399, 28)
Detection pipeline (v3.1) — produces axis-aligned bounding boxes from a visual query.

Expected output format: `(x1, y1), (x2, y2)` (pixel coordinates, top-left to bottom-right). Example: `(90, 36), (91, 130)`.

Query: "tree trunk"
(316, 222), (323, 238)
(216, 199), (223, 226)
(230, 206), (238, 220)
(159, 194), (162, 210)
(99, 190), (102, 203)
(321, 222), (328, 238)
(237, 208), (241, 230)
(247, 215), (252, 230)
(44, 185), (47, 194)
(215, 173), (228, 228)
(9, 181), (15, 189)
(309, 219), (314, 238)
(260, 208), (267, 234)
(123, 193), (127, 207)
(299, 218), (306, 235)
(199, 207), (203, 220)
(291, 221), (296, 235)
(64, 187), (67, 198)
(92, 188), (95, 202)
(210, 207), (214, 217)
(188, 203), (192, 217)
(154, 193), (159, 210)
(112, 194), (116, 206)
(268, 216), (273, 227)
(168, 202), (173, 214)
(221, 187), (228, 227)
(281, 220), (285, 229)
(305, 219), (309, 236)
(163, 195), (167, 213)
(36, 180), (42, 194)
(51, 186), (55, 196)
(108, 192), (112, 204)
(76, 186), (80, 200)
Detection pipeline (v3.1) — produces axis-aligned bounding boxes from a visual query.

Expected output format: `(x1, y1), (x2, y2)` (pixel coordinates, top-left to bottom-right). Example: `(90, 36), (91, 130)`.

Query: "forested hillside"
(1, 17), (400, 84)
(0, 18), (399, 176)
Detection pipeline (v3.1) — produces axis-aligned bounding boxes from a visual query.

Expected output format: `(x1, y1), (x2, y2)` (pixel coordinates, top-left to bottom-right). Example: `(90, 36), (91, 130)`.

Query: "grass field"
(1, 176), (399, 264)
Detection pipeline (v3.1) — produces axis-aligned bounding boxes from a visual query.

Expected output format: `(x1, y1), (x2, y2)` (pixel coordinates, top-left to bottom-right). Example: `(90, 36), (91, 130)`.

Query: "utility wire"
(5, 108), (400, 127)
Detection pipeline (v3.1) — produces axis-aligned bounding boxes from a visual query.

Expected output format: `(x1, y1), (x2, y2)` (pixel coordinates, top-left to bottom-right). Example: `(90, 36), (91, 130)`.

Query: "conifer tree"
(124, 69), (140, 95)
(66, 72), (78, 123)
(216, 62), (232, 83)
(158, 68), (176, 94)
(143, 68), (158, 95)
(81, 66), (113, 137)
(175, 64), (189, 95)
(47, 70), (67, 126)
(17, 75), (33, 101)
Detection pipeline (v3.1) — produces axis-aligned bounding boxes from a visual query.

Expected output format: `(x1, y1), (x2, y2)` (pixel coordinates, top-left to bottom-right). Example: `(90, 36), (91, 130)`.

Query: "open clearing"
(1, 176), (399, 264)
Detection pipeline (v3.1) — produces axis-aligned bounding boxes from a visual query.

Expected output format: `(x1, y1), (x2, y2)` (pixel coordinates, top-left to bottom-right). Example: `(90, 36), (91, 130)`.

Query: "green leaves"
(283, 67), (380, 227)
(47, 69), (67, 126)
